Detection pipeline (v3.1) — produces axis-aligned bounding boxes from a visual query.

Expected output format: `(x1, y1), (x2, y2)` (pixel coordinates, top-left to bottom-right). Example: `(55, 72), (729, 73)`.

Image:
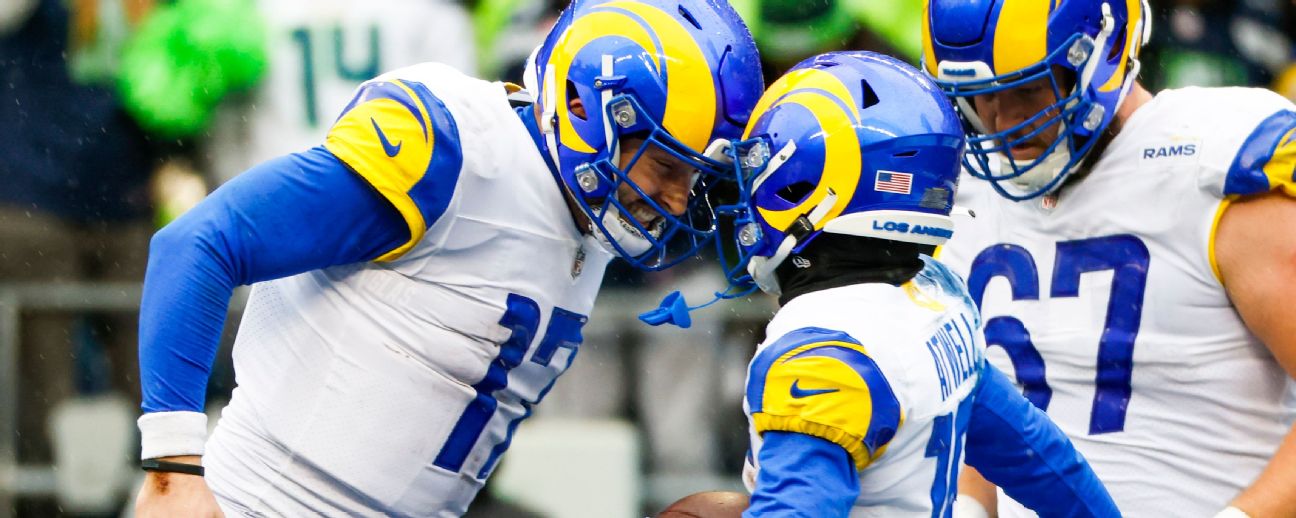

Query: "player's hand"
(134, 456), (224, 518)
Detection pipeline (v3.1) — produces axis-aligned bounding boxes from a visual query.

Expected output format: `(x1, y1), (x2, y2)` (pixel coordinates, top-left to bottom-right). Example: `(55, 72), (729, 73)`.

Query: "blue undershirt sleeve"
(746, 431), (859, 518)
(963, 365), (1120, 518)
(138, 146), (409, 413)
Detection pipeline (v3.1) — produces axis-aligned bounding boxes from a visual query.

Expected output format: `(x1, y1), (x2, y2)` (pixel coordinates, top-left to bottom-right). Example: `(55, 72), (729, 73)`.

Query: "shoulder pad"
(1224, 108), (1296, 198)
(325, 79), (464, 261)
(747, 327), (903, 469)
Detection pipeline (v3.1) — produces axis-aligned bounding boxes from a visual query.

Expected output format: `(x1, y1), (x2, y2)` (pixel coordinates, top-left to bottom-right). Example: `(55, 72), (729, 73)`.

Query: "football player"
(131, 0), (764, 515)
(923, 1), (1296, 516)
(206, 0), (477, 185)
(716, 51), (1117, 517)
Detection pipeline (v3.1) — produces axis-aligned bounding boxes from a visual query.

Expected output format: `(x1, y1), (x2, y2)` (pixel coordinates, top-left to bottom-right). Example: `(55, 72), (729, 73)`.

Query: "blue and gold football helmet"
(718, 52), (966, 295)
(526, 0), (764, 269)
(922, 0), (1152, 200)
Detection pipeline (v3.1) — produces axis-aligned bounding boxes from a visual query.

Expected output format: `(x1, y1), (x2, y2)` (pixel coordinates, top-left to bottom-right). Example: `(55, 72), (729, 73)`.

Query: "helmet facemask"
(715, 136), (809, 296)
(571, 102), (733, 270)
(930, 0), (1152, 201)
(525, 0), (765, 271)
(941, 33), (1103, 200)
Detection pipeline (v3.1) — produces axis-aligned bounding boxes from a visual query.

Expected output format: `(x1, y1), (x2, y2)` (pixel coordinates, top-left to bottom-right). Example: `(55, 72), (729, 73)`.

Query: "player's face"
(616, 137), (694, 226)
(970, 75), (1062, 161)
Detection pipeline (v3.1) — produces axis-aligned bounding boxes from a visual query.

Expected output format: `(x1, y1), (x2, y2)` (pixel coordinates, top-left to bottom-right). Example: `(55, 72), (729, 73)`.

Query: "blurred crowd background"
(2, 0), (1295, 516)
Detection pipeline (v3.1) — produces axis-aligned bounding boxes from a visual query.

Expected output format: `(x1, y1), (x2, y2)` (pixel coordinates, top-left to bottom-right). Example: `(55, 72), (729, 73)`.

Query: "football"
(655, 491), (749, 518)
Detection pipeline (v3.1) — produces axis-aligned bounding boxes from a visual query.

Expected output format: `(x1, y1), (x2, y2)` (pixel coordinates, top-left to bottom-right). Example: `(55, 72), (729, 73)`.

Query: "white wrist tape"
(138, 411), (208, 460)
(1213, 506), (1251, 518)
(954, 494), (991, 518)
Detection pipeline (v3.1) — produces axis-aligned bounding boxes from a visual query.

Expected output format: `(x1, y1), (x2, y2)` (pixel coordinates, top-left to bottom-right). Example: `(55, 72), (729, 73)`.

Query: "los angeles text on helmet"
(873, 220), (955, 240)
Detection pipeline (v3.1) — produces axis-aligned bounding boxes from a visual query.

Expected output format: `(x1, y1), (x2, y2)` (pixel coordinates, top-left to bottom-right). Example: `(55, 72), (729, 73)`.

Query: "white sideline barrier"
(47, 395), (135, 512)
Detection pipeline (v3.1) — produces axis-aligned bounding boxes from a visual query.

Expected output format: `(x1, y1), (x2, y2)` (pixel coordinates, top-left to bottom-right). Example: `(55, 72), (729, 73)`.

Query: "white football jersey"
(207, 0), (476, 184)
(742, 258), (986, 517)
(940, 87), (1296, 517)
(203, 63), (612, 515)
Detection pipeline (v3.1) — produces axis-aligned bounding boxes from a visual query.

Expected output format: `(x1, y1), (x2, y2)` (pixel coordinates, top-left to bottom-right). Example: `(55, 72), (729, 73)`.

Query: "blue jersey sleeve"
(139, 147), (408, 413)
(963, 365), (1119, 518)
(746, 431), (859, 518)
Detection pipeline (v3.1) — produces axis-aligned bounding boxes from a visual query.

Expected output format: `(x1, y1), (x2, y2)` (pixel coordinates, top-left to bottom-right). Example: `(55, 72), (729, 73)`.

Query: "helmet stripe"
(1098, 0), (1142, 93)
(604, 0), (717, 151)
(991, 0), (1050, 75)
(745, 67), (859, 140)
(756, 90), (861, 233)
(921, 2), (938, 76)
(550, 9), (662, 154)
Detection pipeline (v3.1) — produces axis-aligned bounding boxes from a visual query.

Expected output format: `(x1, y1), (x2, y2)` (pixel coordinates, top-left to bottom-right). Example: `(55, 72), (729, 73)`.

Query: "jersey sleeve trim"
(746, 327), (904, 470)
(324, 79), (464, 261)
(1225, 109), (1296, 198)
(1208, 196), (1235, 285)
(752, 414), (874, 470)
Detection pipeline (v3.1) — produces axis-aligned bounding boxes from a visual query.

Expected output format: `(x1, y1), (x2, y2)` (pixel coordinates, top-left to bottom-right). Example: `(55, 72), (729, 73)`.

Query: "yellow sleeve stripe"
(753, 414), (874, 470)
(774, 340), (865, 364)
(1261, 127), (1296, 198)
(1208, 196), (1236, 285)
(375, 80), (433, 261)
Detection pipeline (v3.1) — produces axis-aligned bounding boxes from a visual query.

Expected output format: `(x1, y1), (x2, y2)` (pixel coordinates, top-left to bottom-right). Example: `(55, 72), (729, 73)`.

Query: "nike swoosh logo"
(371, 117), (402, 157)
(790, 379), (839, 399)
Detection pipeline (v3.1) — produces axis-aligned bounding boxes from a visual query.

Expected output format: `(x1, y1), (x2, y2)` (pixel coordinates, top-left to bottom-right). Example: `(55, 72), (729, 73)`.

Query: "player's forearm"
(138, 215), (241, 414)
(1230, 421), (1296, 517)
(136, 455), (223, 518)
(957, 465), (998, 518)
(137, 198), (246, 457)
(139, 148), (407, 455)
(964, 366), (1119, 517)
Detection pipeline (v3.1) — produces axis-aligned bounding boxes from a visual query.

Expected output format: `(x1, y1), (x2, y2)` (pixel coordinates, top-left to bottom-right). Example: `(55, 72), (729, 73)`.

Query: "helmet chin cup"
(1003, 145), (1071, 194)
(590, 202), (656, 259)
(746, 236), (797, 297)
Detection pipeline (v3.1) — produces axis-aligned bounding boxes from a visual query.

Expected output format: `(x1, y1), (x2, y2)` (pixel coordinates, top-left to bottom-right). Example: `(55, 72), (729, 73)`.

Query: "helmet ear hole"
(566, 80), (587, 120)
(1106, 26), (1126, 63)
(776, 181), (816, 204)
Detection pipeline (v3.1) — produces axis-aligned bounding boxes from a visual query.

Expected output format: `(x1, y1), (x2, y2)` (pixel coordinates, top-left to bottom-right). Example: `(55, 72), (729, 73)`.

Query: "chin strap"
(637, 284), (759, 329)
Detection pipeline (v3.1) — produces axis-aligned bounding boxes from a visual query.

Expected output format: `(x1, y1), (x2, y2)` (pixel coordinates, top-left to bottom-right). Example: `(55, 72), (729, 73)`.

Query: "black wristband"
(140, 458), (205, 477)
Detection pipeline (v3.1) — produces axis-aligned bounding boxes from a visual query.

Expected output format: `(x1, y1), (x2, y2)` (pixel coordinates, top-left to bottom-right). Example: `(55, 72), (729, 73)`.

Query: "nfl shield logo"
(571, 248), (586, 279)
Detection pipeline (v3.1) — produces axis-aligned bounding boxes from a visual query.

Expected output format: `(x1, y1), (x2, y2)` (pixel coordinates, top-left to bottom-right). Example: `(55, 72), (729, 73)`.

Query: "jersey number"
(290, 24), (381, 127)
(967, 235), (1150, 434)
(433, 293), (587, 478)
(925, 397), (974, 518)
